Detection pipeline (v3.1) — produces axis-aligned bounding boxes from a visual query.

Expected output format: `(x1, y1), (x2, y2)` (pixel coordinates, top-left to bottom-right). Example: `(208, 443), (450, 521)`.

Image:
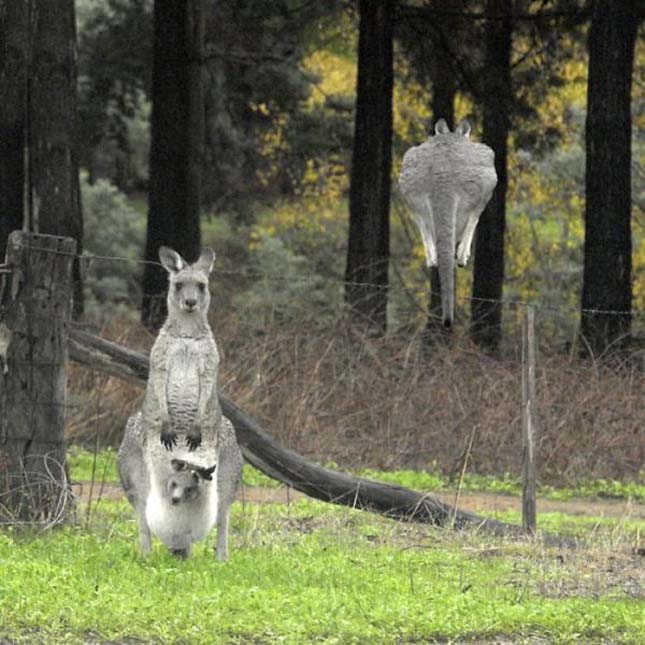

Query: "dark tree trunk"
(424, 40), (457, 345)
(580, 0), (637, 357)
(142, 0), (204, 330)
(29, 0), (83, 317)
(0, 232), (76, 524)
(0, 1), (28, 259)
(345, 0), (395, 334)
(470, 0), (512, 351)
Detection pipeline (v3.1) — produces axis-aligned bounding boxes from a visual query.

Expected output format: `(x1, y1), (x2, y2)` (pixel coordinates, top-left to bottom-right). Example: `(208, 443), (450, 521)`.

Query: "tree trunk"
(29, 0), (83, 317)
(470, 0), (512, 351)
(580, 0), (637, 357)
(0, 232), (76, 524)
(66, 326), (521, 536)
(142, 0), (204, 330)
(0, 1), (28, 259)
(425, 41), (457, 345)
(345, 0), (394, 334)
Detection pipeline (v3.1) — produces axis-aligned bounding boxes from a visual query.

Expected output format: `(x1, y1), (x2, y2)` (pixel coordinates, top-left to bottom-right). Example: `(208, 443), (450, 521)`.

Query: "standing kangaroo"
(399, 118), (498, 328)
(117, 247), (242, 559)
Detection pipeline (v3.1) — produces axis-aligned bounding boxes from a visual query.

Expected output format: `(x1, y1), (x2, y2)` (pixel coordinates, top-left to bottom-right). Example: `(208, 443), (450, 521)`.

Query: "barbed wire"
(0, 453), (73, 529)
(9, 242), (645, 318)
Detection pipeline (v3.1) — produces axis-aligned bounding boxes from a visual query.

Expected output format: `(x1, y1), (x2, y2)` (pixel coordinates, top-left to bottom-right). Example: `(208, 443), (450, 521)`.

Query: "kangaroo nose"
(184, 298), (197, 309)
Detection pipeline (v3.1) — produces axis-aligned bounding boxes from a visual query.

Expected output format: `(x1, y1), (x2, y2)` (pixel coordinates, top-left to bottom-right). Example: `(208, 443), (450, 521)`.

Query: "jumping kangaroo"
(117, 246), (242, 559)
(399, 118), (498, 328)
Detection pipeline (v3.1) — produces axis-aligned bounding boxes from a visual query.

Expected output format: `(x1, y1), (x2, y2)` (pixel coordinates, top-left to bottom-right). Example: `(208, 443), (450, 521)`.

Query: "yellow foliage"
(304, 49), (356, 108)
(249, 23), (645, 322)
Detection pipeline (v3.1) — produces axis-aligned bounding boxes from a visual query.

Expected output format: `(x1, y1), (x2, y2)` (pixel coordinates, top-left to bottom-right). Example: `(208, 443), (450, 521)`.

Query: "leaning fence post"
(521, 304), (538, 535)
(0, 231), (76, 525)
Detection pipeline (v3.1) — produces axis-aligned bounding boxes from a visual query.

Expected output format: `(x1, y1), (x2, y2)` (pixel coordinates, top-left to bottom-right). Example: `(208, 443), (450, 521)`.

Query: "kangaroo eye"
(175, 283), (183, 292)
(170, 481), (177, 489)
(198, 283), (206, 292)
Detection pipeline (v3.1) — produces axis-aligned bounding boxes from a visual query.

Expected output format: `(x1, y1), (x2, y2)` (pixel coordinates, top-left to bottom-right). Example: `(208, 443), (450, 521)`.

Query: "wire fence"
(1, 236), (643, 528)
(15, 242), (645, 319)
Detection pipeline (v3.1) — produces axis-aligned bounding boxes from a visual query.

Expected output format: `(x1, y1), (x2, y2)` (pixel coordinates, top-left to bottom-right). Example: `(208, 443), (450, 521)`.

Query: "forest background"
(70, 1), (644, 339)
(0, 0), (643, 485)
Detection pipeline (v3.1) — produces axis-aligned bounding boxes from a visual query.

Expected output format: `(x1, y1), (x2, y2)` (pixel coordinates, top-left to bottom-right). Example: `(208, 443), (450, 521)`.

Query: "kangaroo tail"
(435, 197), (457, 329)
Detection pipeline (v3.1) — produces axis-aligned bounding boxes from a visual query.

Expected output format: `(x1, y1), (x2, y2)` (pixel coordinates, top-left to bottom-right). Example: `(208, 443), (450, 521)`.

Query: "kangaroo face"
(159, 247), (216, 318)
(167, 459), (216, 505)
(167, 470), (201, 504)
(170, 269), (209, 315)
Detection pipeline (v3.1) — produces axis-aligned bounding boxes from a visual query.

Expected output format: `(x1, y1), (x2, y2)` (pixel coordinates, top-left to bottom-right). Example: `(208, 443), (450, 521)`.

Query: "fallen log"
(68, 327), (522, 535)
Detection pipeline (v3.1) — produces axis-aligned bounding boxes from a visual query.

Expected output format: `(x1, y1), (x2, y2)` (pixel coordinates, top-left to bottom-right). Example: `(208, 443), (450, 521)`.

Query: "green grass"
(0, 498), (643, 644)
(67, 447), (645, 502)
(357, 468), (645, 502)
(66, 445), (119, 483)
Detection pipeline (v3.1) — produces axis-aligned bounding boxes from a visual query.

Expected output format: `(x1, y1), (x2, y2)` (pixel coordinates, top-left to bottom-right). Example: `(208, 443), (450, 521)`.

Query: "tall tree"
(29, 0), (83, 315)
(470, 0), (512, 351)
(345, 0), (395, 333)
(580, 0), (638, 356)
(142, 0), (204, 329)
(0, 1), (28, 260)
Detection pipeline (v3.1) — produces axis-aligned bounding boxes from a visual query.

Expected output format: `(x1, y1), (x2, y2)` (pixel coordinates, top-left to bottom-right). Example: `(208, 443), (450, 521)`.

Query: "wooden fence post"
(0, 231), (76, 525)
(521, 304), (538, 535)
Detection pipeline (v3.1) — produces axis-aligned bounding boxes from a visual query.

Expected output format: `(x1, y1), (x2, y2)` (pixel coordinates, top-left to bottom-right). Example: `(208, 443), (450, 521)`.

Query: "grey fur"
(117, 412), (242, 560)
(117, 247), (243, 560)
(398, 118), (497, 328)
(147, 246), (219, 452)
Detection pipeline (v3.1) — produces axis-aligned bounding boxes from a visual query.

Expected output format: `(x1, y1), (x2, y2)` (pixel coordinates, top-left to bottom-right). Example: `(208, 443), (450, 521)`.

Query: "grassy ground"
(66, 446), (645, 502)
(1, 463), (643, 644)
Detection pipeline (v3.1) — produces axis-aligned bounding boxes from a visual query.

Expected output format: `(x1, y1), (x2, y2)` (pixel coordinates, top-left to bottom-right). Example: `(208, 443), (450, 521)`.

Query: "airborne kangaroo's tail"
(435, 194), (458, 328)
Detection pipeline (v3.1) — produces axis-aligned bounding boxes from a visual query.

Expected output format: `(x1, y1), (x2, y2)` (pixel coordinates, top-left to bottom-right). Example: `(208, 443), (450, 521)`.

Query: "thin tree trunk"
(580, 0), (637, 357)
(142, 0), (204, 330)
(345, 0), (395, 334)
(0, 1), (28, 259)
(470, 0), (512, 351)
(29, 0), (83, 317)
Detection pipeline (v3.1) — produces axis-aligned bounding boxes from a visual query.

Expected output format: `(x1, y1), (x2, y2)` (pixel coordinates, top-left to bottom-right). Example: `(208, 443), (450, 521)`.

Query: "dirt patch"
(433, 491), (645, 520)
(73, 482), (645, 521)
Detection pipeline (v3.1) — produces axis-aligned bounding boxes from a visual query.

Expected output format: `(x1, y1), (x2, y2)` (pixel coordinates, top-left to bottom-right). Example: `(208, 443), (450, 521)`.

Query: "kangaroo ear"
(171, 459), (188, 472)
(195, 464), (216, 481)
(455, 119), (471, 138)
(435, 118), (450, 135)
(195, 248), (216, 275)
(159, 247), (186, 274)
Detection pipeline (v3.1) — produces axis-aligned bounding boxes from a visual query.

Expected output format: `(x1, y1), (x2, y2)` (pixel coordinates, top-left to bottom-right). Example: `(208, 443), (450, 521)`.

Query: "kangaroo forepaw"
(185, 432), (202, 452)
(160, 430), (178, 451)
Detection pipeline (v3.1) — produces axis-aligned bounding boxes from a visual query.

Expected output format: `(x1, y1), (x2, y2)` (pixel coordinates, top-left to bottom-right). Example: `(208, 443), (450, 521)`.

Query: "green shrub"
(81, 175), (146, 315)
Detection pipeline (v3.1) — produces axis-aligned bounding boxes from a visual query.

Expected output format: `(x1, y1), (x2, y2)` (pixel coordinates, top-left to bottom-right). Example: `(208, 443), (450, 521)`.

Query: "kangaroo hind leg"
(456, 211), (481, 267)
